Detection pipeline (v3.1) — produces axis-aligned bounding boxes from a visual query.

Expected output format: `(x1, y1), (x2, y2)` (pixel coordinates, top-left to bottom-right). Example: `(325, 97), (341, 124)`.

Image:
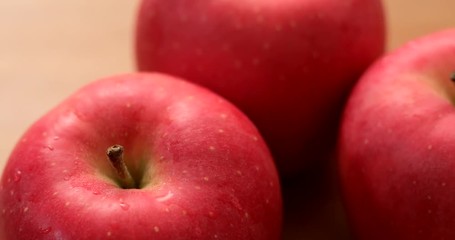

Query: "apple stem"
(106, 145), (136, 189)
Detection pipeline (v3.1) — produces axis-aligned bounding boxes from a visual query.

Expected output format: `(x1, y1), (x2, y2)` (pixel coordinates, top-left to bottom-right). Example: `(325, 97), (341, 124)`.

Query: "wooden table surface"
(0, 0), (454, 169)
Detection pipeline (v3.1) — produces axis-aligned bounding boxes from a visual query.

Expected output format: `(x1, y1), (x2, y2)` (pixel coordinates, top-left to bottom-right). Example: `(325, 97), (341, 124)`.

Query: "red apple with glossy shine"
(339, 29), (455, 239)
(0, 73), (282, 239)
(135, 0), (385, 174)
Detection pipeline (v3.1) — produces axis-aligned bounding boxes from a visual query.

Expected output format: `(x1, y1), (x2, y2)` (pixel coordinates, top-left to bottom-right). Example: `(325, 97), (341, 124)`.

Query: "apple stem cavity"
(451, 72), (455, 82)
(106, 145), (136, 189)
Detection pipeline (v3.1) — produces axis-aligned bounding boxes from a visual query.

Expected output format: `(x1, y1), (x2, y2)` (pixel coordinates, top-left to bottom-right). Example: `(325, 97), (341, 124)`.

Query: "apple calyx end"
(106, 145), (137, 189)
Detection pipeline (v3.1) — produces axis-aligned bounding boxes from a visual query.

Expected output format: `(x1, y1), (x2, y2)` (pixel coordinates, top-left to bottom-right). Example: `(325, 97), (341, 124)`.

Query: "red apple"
(339, 29), (455, 239)
(135, 0), (386, 175)
(0, 73), (282, 239)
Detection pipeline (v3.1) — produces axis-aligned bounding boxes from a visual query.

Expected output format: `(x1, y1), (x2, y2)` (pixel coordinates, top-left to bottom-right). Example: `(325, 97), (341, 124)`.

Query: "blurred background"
(0, 0), (454, 238)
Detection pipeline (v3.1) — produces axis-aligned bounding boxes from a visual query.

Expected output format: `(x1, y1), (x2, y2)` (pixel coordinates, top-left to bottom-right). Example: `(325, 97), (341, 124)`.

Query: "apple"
(0, 73), (282, 239)
(135, 0), (386, 175)
(339, 29), (455, 239)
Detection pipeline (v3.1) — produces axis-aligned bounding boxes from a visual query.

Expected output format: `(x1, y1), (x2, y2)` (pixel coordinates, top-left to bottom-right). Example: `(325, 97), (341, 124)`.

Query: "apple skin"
(339, 29), (455, 239)
(0, 73), (282, 239)
(135, 0), (385, 175)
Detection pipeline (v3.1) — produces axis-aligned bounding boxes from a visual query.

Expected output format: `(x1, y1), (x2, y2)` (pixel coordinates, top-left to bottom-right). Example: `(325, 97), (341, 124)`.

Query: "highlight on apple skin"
(0, 73), (282, 240)
(339, 29), (455, 239)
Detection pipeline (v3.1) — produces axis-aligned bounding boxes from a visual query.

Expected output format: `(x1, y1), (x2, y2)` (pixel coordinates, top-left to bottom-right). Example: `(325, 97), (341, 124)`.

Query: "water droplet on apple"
(46, 145), (54, 151)
(92, 190), (100, 195)
(53, 136), (60, 141)
(119, 202), (130, 211)
(63, 176), (70, 181)
(39, 226), (52, 234)
(13, 170), (22, 182)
